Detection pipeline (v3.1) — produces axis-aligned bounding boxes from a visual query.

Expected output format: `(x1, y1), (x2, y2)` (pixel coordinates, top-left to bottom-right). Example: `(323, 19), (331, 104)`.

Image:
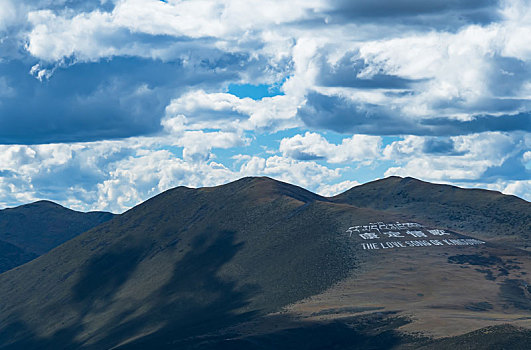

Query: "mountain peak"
(25, 200), (67, 209)
(214, 176), (326, 203)
(2, 200), (66, 212)
(0, 200), (115, 259)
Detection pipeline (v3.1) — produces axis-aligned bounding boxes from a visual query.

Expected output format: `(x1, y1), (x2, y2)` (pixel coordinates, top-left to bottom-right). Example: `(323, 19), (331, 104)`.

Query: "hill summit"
(0, 201), (114, 273)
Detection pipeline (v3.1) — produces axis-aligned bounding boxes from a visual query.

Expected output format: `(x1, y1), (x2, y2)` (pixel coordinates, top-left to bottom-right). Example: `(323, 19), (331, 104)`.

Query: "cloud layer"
(0, 0), (529, 211)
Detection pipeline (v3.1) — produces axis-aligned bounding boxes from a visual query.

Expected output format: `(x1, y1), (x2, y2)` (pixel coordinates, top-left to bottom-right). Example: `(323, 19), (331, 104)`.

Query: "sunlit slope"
(333, 176), (531, 249)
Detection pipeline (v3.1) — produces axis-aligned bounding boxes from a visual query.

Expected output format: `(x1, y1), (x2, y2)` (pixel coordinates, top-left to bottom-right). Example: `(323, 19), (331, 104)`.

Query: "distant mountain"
(0, 177), (529, 349)
(333, 176), (531, 250)
(0, 200), (115, 273)
(0, 240), (37, 274)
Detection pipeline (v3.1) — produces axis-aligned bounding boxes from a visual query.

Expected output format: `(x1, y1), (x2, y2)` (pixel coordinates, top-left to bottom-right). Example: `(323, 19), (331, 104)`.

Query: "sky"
(0, 0), (529, 213)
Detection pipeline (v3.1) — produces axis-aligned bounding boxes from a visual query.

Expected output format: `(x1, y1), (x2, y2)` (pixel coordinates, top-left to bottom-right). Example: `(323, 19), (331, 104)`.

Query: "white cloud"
(239, 155), (340, 190)
(382, 136), (425, 159)
(23, 0), (324, 63)
(501, 180), (531, 200)
(280, 132), (382, 163)
(95, 148), (237, 211)
(317, 180), (360, 197)
(524, 151), (531, 163)
(164, 89), (302, 132)
(0, 0), (20, 33)
(500, 0), (531, 60)
(1, 0), (530, 211)
(0, 136), (344, 212)
(384, 132), (526, 181)
(94, 151), (341, 212)
(14, 0), (531, 140)
(179, 130), (248, 161)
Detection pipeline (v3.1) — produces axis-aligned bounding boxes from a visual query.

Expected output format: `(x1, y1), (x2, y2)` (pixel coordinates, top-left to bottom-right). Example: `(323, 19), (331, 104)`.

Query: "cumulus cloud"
(297, 18), (531, 135)
(500, 180), (531, 199)
(94, 151), (341, 212)
(24, 0), (323, 63)
(0, 56), (246, 143)
(299, 92), (531, 136)
(0, 135), (346, 212)
(178, 130), (248, 162)
(317, 180), (360, 197)
(1, 0), (530, 143)
(0, 0), (530, 210)
(383, 132), (528, 181)
(239, 155), (340, 189)
(279, 132), (381, 163)
(95, 149), (236, 211)
(0, 141), (133, 208)
(164, 89), (302, 132)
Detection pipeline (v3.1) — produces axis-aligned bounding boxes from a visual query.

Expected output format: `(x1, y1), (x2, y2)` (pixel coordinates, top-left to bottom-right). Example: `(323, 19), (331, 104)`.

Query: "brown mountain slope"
(332, 176), (531, 249)
(0, 178), (392, 349)
(0, 177), (529, 349)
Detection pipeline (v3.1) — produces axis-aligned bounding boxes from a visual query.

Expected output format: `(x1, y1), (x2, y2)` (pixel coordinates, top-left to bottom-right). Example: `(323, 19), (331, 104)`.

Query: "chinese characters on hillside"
(346, 222), (485, 251)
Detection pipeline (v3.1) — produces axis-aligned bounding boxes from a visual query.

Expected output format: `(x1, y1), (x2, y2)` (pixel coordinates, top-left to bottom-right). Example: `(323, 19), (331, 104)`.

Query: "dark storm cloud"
(316, 53), (424, 89)
(298, 92), (531, 136)
(326, 0), (501, 30)
(0, 53), (242, 144)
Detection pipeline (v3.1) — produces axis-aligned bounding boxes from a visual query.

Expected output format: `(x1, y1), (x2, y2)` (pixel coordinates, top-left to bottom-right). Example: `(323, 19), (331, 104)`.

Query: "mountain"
(333, 176), (531, 250)
(0, 177), (529, 349)
(0, 200), (115, 273)
(0, 240), (37, 275)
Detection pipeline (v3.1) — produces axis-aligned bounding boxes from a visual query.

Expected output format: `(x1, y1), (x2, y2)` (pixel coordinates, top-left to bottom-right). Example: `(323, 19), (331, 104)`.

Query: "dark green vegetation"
(0, 200), (114, 273)
(333, 176), (531, 249)
(0, 176), (529, 349)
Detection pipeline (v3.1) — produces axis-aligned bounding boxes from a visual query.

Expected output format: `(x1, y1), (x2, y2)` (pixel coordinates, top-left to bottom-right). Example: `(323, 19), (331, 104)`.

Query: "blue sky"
(0, 0), (529, 212)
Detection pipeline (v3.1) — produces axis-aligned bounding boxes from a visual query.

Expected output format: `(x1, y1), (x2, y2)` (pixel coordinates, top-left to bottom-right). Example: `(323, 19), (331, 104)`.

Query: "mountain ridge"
(0, 176), (529, 349)
(333, 175), (531, 249)
(0, 200), (115, 273)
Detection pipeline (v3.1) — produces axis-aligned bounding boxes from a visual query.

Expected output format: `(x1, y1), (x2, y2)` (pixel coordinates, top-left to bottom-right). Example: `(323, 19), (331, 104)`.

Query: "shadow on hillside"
(173, 313), (412, 350)
(0, 230), (259, 350)
(72, 245), (146, 316)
